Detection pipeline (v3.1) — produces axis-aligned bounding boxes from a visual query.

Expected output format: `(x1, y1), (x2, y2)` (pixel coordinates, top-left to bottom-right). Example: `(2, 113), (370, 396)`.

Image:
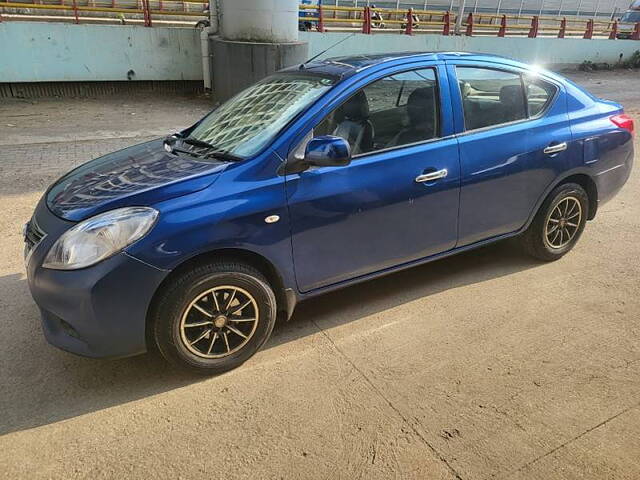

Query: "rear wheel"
(153, 260), (277, 375)
(520, 182), (589, 261)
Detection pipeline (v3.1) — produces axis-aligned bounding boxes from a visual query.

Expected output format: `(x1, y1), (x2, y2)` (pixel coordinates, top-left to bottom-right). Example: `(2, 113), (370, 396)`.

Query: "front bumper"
(26, 199), (169, 358)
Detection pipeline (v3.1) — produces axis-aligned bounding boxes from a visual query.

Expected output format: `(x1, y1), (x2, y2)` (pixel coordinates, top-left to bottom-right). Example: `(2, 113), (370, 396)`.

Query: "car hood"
(46, 139), (227, 221)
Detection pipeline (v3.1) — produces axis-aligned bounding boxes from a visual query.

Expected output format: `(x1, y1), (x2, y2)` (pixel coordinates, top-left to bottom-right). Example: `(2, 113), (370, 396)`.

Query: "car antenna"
(299, 33), (356, 70)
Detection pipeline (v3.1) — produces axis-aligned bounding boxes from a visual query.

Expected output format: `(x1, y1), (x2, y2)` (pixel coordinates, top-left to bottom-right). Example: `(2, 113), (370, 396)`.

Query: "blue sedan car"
(25, 52), (634, 373)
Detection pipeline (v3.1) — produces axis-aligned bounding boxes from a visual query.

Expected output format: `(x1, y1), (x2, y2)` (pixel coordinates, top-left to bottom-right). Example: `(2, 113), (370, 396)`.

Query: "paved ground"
(1, 71), (639, 479)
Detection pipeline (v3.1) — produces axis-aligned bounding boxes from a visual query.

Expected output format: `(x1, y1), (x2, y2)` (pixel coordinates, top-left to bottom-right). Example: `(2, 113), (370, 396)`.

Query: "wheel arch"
(145, 247), (296, 351)
(557, 173), (598, 220)
(526, 171), (599, 232)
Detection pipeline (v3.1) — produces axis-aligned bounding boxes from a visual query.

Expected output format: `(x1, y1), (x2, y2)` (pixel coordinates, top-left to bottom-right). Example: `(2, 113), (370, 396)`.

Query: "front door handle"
(543, 142), (568, 155)
(415, 168), (448, 183)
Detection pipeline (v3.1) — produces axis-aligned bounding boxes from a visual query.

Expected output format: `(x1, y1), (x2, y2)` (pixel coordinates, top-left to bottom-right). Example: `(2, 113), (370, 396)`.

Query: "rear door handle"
(415, 168), (448, 183)
(543, 142), (568, 155)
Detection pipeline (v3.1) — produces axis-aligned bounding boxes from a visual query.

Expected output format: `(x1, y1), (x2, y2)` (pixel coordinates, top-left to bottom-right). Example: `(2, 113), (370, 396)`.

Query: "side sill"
(297, 228), (525, 301)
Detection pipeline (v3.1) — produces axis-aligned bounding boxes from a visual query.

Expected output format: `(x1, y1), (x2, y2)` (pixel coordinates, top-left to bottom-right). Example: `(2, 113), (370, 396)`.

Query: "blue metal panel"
(126, 150), (298, 290)
(445, 60), (573, 246)
(565, 90), (634, 206)
(284, 64), (461, 292)
(287, 138), (461, 292)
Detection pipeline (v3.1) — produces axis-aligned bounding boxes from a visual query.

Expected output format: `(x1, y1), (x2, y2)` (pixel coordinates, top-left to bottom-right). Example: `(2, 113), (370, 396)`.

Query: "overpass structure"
(0, 0), (634, 27)
(1, 0), (639, 99)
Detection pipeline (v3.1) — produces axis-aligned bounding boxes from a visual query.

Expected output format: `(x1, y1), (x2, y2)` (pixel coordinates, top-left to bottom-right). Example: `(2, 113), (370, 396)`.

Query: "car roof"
(291, 51), (533, 78)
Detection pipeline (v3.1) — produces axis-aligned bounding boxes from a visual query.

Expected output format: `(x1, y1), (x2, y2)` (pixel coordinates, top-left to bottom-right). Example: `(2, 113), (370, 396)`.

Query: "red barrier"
(142, 0), (151, 26)
(633, 22), (640, 40)
(558, 17), (566, 38)
(72, 0), (79, 23)
(362, 6), (371, 34)
(609, 20), (617, 39)
(528, 15), (539, 37)
(442, 11), (450, 35)
(498, 14), (506, 37)
(583, 18), (594, 39)
(465, 12), (473, 36)
(317, 3), (324, 32)
(405, 8), (413, 35)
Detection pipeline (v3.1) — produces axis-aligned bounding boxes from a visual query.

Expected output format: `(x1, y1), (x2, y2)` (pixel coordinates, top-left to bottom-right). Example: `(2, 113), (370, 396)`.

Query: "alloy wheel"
(544, 196), (582, 249)
(179, 286), (259, 359)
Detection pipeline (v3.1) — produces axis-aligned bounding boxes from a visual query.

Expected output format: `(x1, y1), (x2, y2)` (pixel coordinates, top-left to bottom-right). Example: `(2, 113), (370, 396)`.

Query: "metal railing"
(0, 0), (208, 25)
(1, 0), (637, 37)
(319, 0), (629, 22)
(299, 3), (640, 38)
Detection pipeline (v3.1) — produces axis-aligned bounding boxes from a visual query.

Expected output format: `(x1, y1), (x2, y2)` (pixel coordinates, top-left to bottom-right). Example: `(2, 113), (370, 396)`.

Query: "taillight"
(610, 114), (635, 135)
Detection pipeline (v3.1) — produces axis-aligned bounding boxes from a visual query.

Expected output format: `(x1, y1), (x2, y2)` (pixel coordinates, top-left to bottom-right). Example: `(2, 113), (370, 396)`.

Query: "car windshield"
(188, 73), (336, 158)
(621, 10), (640, 22)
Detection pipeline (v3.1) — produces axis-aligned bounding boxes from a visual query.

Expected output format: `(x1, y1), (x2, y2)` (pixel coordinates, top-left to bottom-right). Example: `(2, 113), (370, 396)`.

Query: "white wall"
(2, 21), (638, 84)
(0, 22), (203, 83)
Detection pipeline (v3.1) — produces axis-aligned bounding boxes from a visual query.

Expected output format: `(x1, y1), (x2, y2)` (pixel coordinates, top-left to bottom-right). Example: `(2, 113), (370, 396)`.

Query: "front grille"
(24, 219), (46, 251)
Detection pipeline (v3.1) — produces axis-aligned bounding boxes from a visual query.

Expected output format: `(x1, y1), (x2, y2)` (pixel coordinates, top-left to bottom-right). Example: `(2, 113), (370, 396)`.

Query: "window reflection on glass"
(456, 67), (526, 130)
(190, 74), (335, 158)
(315, 68), (439, 156)
(524, 76), (557, 117)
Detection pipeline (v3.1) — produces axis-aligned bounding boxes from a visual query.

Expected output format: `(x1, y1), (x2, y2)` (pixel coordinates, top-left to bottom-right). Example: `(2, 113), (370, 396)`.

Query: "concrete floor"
(0, 71), (639, 479)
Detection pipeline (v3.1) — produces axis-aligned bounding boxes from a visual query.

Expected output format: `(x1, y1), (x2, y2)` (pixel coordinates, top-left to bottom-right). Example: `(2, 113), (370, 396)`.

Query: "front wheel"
(152, 261), (277, 375)
(520, 182), (589, 261)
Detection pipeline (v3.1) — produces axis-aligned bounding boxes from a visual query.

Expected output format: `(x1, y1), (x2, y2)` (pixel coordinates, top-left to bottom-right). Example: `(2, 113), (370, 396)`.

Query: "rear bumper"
(26, 199), (169, 358)
(594, 141), (634, 208)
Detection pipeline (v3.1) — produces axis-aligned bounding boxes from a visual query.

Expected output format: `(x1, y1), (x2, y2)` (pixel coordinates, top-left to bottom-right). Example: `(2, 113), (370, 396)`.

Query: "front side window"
(314, 68), (440, 155)
(456, 67), (527, 130)
(190, 73), (335, 158)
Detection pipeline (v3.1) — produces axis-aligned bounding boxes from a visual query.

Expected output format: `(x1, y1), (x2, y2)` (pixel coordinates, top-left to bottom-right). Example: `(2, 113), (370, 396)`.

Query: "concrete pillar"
(220, 0), (299, 43)
(211, 0), (308, 102)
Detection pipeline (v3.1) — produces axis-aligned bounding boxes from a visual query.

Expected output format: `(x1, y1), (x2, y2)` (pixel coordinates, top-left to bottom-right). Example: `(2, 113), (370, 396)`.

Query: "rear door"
(446, 61), (571, 246)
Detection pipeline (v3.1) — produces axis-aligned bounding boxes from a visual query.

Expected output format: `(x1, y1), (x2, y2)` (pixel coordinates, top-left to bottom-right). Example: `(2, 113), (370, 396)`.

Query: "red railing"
(299, 3), (640, 40)
(0, 0), (208, 25)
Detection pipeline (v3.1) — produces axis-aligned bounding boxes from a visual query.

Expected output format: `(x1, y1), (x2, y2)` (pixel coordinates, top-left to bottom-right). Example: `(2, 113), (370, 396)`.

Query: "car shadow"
(0, 238), (541, 436)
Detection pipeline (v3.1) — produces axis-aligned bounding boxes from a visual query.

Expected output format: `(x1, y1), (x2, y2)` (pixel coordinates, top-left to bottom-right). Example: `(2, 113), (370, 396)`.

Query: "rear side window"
(524, 76), (557, 117)
(456, 67), (527, 130)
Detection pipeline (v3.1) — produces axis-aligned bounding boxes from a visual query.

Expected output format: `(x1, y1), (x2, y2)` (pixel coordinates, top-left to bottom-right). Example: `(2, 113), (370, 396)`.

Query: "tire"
(520, 182), (589, 262)
(152, 260), (277, 375)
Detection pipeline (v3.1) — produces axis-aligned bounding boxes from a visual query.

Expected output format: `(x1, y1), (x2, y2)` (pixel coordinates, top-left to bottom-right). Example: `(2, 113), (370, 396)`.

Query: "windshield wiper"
(163, 135), (232, 162)
(170, 146), (207, 159)
(183, 137), (216, 149)
(183, 137), (243, 162)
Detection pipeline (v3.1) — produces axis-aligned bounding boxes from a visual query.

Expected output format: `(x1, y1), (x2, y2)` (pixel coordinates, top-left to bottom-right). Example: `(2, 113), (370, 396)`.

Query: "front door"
(286, 66), (461, 293)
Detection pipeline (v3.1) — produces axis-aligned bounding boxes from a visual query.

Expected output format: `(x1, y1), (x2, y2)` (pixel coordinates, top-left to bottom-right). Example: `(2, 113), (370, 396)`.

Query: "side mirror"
(305, 135), (351, 168)
(281, 135), (351, 174)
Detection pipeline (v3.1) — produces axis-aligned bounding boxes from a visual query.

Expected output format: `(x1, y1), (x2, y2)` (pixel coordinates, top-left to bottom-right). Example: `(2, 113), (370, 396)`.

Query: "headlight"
(43, 207), (158, 270)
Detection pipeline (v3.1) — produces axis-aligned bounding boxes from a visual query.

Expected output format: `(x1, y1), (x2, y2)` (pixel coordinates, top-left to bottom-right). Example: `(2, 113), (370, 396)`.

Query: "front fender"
(125, 160), (297, 294)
